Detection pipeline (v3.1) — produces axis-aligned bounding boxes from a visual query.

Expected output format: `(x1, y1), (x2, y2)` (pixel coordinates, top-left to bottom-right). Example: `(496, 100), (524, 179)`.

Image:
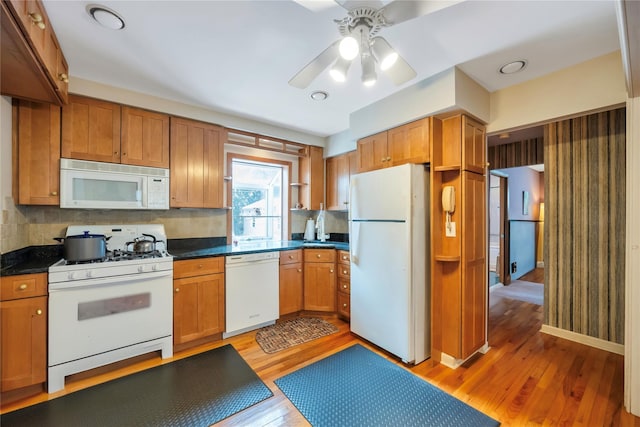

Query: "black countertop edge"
(1, 240), (350, 276)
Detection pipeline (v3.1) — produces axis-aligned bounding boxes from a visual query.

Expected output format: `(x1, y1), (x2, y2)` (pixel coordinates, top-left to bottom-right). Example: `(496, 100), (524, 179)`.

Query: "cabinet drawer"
(0, 273), (47, 301)
(304, 249), (336, 263)
(338, 278), (350, 294)
(337, 291), (350, 318)
(280, 249), (302, 265)
(173, 257), (224, 278)
(338, 264), (350, 280)
(338, 250), (350, 264)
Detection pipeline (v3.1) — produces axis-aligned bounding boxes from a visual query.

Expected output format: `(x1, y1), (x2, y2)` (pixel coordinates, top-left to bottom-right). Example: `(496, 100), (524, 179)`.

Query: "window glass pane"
(232, 160), (283, 242)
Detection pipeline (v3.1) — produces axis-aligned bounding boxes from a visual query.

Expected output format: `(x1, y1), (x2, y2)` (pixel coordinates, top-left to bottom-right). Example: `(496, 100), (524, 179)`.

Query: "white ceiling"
(42, 0), (621, 138)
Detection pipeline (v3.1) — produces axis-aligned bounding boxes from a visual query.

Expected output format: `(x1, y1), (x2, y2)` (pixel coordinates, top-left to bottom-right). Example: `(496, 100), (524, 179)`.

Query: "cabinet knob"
(175, 288), (180, 293)
(122, 152), (127, 156)
(114, 151), (119, 155)
(19, 283), (28, 290)
(289, 255), (293, 259)
(28, 12), (46, 30)
(343, 303), (348, 308)
(342, 284), (347, 289)
(330, 269), (334, 273)
(297, 268), (302, 273)
(198, 264), (203, 268)
(387, 157), (391, 161)
(343, 269), (347, 274)
(36, 309), (43, 315)
(381, 158), (387, 162)
(58, 73), (69, 83)
(342, 255), (347, 260)
(316, 254), (321, 258)
(51, 191), (58, 196)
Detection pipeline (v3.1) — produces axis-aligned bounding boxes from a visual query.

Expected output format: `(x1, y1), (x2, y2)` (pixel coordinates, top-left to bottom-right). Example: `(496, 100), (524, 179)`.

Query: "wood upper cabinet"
(15, 99), (60, 205)
(2, 0), (69, 105)
(62, 95), (121, 163)
(387, 117), (430, 166)
(121, 106), (170, 168)
(0, 273), (47, 392)
(435, 114), (485, 173)
(326, 151), (356, 211)
(173, 257), (225, 345)
(357, 118), (431, 173)
(357, 131), (388, 173)
(170, 117), (224, 208)
(299, 145), (324, 210)
(279, 249), (303, 315)
(462, 116), (486, 173)
(303, 249), (336, 312)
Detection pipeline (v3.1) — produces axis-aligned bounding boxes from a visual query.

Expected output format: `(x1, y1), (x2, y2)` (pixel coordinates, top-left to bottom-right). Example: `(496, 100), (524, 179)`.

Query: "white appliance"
(223, 251), (279, 338)
(60, 158), (170, 210)
(47, 224), (173, 393)
(349, 163), (430, 364)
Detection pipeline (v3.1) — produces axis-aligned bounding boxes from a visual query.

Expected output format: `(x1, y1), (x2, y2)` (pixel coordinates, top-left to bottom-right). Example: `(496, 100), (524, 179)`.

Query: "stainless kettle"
(126, 233), (160, 253)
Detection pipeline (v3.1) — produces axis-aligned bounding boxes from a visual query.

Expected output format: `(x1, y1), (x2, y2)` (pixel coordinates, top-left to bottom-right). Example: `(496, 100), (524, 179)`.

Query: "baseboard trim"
(536, 261), (545, 268)
(540, 324), (624, 355)
(440, 343), (491, 369)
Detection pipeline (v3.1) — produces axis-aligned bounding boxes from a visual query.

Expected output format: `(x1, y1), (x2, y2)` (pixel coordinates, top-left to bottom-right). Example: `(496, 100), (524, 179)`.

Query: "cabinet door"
(299, 145), (324, 210)
(8, 0), (48, 60)
(0, 296), (47, 391)
(462, 116), (486, 174)
(16, 100), (60, 205)
(279, 262), (303, 315)
(121, 107), (170, 168)
(388, 118), (430, 166)
(62, 95), (121, 163)
(356, 131), (388, 172)
(170, 117), (224, 208)
(173, 273), (225, 345)
(303, 262), (336, 312)
(326, 153), (350, 211)
(461, 171), (486, 358)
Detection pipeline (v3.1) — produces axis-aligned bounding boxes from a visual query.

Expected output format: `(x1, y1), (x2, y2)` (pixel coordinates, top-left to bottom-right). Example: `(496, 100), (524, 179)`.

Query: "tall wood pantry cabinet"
(431, 114), (487, 367)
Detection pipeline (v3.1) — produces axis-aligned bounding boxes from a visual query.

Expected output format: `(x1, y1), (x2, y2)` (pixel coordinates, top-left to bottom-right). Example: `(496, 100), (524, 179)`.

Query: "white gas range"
(47, 224), (173, 393)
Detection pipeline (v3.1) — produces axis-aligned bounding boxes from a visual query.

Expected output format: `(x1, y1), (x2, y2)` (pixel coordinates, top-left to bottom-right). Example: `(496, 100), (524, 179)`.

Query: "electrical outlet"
(511, 262), (517, 273)
(445, 222), (456, 237)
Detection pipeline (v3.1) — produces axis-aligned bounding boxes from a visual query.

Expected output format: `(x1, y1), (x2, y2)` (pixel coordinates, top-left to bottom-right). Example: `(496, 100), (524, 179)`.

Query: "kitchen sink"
(302, 242), (336, 248)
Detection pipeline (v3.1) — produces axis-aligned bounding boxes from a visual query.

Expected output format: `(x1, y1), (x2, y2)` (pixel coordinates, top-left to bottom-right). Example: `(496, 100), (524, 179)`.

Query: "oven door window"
(78, 293), (151, 321)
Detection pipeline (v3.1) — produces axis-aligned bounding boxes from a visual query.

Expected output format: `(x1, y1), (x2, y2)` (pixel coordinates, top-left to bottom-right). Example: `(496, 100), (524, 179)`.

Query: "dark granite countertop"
(1, 239), (350, 276)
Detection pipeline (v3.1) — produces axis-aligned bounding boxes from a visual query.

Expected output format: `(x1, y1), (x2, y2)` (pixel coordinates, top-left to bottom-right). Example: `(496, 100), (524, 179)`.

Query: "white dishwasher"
(223, 251), (280, 338)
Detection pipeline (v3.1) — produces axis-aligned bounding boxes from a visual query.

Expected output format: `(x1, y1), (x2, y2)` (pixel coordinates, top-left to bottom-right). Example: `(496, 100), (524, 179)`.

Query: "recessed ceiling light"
(499, 60), (527, 74)
(310, 91), (328, 101)
(87, 4), (125, 30)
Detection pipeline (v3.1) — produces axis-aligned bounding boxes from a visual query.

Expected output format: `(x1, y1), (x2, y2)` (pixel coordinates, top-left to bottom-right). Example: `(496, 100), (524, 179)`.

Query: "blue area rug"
(275, 344), (500, 427)
(1, 344), (272, 427)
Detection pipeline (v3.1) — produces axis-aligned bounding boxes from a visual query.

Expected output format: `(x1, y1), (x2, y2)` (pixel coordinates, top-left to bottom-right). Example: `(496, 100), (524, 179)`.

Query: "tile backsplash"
(1, 200), (349, 254)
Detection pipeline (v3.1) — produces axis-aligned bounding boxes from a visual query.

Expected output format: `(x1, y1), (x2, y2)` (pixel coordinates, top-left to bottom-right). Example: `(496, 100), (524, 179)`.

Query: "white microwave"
(60, 159), (170, 210)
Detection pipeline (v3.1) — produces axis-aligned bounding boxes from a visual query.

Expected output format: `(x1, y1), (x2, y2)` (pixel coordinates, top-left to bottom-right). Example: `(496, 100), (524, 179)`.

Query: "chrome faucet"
(315, 203), (329, 242)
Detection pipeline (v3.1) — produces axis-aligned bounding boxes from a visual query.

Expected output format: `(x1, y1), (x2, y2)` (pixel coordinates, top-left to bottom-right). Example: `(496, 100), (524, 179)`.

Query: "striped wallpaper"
(544, 107), (626, 344)
(488, 137), (543, 170)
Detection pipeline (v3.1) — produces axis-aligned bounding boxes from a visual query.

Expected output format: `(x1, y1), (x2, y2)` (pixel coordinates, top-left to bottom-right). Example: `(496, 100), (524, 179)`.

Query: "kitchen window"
(230, 157), (289, 242)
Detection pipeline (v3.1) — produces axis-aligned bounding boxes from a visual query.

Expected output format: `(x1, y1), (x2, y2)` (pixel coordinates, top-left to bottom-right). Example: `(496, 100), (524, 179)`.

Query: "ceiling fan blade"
(292, 0), (337, 12)
(289, 40), (340, 89)
(336, 0), (385, 11)
(381, 0), (461, 25)
(384, 53), (417, 85)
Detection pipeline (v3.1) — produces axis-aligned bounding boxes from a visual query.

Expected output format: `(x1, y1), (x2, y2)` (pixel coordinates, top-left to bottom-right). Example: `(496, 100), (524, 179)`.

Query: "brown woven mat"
(255, 317), (338, 354)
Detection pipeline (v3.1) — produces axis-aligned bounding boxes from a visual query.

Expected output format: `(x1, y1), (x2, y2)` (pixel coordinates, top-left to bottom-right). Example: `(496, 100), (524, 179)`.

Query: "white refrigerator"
(349, 163), (430, 364)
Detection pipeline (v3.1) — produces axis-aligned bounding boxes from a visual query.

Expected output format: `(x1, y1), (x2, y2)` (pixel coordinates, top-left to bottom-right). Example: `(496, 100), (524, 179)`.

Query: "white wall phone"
(442, 185), (456, 237)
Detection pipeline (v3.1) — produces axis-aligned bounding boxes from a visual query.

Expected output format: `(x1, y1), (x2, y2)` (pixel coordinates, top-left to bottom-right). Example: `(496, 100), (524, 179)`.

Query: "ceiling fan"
(289, 0), (457, 89)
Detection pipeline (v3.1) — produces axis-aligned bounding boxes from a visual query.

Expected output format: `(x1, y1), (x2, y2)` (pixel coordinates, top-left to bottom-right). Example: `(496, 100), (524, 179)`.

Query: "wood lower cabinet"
(303, 249), (336, 312)
(336, 250), (350, 320)
(62, 95), (121, 163)
(15, 99), (60, 205)
(0, 273), (47, 392)
(170, 117), (224, 208)
(173, 257), (225, 345)
(279, 249), (303, 315)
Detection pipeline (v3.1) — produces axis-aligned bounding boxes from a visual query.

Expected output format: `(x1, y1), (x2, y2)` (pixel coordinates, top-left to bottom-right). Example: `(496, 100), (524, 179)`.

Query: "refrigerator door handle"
(349, 177), (358, 221)
(350, 220), (360, 265)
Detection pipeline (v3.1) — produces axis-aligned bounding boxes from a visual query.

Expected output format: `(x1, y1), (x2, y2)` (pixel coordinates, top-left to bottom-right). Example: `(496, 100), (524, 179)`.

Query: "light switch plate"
(446, 222), (456, 237)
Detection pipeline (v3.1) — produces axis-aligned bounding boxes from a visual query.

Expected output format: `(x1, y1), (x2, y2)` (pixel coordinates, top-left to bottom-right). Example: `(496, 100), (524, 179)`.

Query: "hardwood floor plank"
(2, 302), (638, 427)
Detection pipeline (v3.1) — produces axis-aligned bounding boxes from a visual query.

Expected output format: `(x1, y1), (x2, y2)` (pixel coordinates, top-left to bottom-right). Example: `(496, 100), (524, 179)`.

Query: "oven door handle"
(49, 270), (172, 291)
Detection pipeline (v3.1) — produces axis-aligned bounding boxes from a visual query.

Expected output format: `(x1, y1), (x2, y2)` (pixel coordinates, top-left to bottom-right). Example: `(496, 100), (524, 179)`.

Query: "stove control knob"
(152, 264), (159, 271)
(86, 271), (92, 278)
(68, 272), (75, 280)
(138, 266), (145, 273)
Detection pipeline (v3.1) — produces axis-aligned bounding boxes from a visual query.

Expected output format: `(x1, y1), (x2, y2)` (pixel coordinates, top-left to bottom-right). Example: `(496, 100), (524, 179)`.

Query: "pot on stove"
(54, 231), (111, 262)
(126, 233), (162, 253)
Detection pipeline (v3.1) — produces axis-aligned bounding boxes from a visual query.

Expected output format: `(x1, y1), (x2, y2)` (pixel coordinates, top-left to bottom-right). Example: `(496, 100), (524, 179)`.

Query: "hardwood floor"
(2, 297), (639, 426)
(519, 267), (545, 284)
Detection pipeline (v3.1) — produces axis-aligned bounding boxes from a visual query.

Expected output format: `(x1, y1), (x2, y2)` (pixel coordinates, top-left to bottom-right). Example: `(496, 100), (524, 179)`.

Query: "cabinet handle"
(28, 12), (46, 30)
(19, 283), (28, 290)
(51, 191), (58, 196)
(36, 309), (43, 315)
(386, 156), (391, 161)
(58, 73), (69, 83)
(381, 158), (387, 162)
(175, 288), (180, 293)
(343, 201), (349, 205)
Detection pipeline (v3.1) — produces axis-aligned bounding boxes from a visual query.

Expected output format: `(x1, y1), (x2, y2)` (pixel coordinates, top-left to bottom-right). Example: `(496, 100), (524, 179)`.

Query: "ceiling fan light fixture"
(361, 54), (377, 87)
(87, 4), (125, 30)
(371, 37), (398, 71)
(339, 36), (359, 61)
(329, 57), (351, 82)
